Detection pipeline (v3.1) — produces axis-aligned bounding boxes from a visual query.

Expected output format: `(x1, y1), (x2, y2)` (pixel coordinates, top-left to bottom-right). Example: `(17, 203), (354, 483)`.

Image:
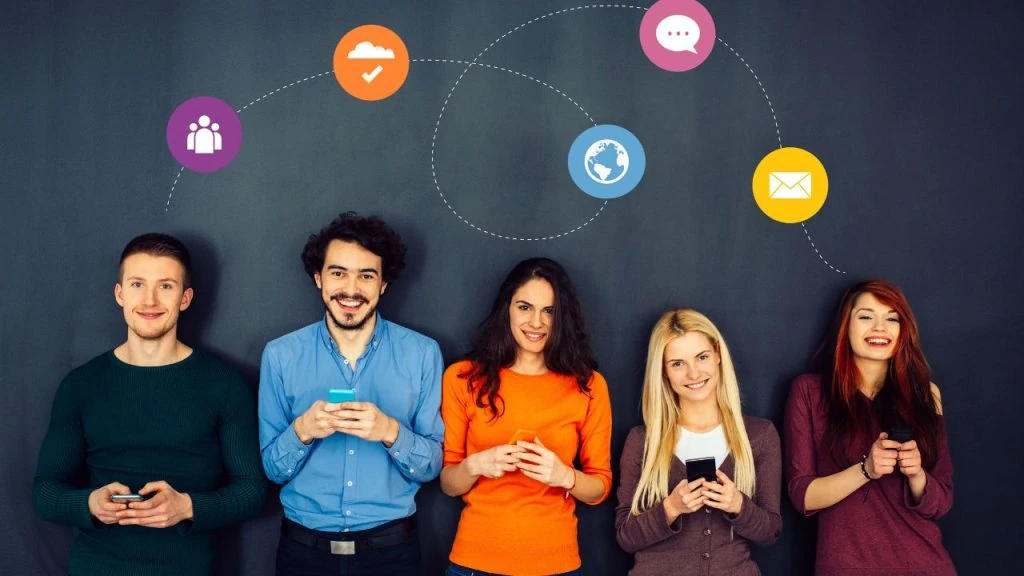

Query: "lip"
(864, 336), (892, 346)
(332, 296), (367, 311)
(684, 379), (708, 390)
(136, 311), (165, 320)
(521, 330), (547, 343)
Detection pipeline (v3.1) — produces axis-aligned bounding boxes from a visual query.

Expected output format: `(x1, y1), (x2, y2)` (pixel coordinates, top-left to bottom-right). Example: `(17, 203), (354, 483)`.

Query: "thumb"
(533, 436), (545, 447)
(878, 432), (889, 442)
(138, 481), (167, 495)
(107, 482), (130, 495)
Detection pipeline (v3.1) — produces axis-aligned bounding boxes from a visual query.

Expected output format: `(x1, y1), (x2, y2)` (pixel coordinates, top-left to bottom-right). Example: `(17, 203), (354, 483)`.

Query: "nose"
(143, 286), (159, 306)
(685, 362), (700, 381)
(529, 309), (544, 328)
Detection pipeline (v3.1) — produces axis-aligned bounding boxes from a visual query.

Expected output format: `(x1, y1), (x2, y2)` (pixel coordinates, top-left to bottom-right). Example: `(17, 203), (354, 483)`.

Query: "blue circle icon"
(568, 124), (645, 199)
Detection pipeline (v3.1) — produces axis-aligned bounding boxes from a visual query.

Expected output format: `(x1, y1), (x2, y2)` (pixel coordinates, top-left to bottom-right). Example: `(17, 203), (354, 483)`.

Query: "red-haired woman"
(785, 280), (955, 575)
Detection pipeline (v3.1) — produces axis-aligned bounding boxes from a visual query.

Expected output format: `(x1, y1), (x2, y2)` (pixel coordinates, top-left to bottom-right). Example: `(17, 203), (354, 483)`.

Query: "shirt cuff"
(387, 422), (417, 474)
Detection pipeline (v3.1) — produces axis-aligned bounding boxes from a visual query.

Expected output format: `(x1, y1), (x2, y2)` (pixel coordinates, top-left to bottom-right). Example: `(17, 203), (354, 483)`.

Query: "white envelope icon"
(769, 172), (812, 199)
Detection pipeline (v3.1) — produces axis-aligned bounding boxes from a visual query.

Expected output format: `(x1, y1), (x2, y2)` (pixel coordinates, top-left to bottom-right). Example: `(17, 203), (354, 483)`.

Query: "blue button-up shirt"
(258, 314), (443, 531)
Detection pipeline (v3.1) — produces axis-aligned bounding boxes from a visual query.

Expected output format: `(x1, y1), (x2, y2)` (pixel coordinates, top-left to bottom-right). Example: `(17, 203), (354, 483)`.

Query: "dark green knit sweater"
(32, 350), (267, 576)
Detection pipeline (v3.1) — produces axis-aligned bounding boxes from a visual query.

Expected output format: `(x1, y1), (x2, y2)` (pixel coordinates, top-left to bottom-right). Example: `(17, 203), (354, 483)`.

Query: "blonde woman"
(615, 309), (782, 575)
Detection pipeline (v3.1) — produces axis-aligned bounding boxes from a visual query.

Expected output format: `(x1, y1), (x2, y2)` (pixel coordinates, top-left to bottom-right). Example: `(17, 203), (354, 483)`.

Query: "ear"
(380, 281), (388, 296)
(114, 283), (124, 307)
(314, 272), (322, 290)
(179, 287), (194, 312)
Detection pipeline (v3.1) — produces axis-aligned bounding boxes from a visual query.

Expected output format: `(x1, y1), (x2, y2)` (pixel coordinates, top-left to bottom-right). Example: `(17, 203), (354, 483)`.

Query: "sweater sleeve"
(186, 373), (268, 532)
(32, 373), (97, 530)
(728, 419), (783, 546)
(903, 416), (954, 519)
(578, 372), (613, 504)
(614, 426), (685, 553)
(441, 362), (471, 468)
(784, 375), (821, 517)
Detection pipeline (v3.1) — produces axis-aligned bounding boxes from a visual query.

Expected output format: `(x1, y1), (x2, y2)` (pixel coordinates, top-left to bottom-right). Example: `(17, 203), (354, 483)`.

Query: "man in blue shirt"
(258, 212), (443, 576)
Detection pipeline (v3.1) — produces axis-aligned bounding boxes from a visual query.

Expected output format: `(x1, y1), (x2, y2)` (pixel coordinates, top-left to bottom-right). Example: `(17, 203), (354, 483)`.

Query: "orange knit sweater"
(442, 361), (613, 575)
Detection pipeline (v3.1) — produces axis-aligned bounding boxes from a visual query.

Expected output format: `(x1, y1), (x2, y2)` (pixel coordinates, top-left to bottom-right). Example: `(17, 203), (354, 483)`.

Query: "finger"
(344, 402), (373, 411)
(138, 481), (167, 496)
(900, 440), (918, 451)
(500, 462), (518, 472)
(520, 469), (545, 483)
(516, 462), (545, 475)
(878, 432), (889, 441)
(516, 452), (545, 465)
(879, 440), (902, 450)
(715, 470), (734, 486)
(516, 440), (547, 455)
(686, 478), (705, 492)
(107, 482), (131, 495)
(100, 501), (128, 512)
(334, 409), (366, 421)
(701, 481), (726, 494)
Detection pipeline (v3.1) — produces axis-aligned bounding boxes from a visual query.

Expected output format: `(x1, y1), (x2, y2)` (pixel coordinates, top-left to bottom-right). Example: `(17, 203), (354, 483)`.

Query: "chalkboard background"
(3, 1), (1022, 574)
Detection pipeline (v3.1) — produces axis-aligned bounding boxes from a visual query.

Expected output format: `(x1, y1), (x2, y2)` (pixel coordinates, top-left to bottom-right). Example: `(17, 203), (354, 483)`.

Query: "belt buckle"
(330, 540), (355, 555)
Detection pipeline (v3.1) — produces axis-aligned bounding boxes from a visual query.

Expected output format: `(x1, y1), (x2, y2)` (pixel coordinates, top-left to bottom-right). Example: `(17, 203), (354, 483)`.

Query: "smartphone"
(888, 427), (913, 443)
(508, 429), (538, 445)
(328, 389), (356, 404)
(111, 494), (144, 503)
(685, 457), (718, 483)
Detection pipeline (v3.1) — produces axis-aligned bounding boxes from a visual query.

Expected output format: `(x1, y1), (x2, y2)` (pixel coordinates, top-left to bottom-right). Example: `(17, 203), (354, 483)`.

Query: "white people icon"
(186, 115), (223, 154)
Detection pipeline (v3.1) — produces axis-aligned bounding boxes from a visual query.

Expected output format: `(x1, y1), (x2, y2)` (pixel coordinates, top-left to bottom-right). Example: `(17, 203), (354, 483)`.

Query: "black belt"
(282, 516), (416, 556)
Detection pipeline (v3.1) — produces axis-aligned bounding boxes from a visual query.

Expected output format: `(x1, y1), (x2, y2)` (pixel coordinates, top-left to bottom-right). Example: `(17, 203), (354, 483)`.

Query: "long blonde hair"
(630, 309), (756, 516)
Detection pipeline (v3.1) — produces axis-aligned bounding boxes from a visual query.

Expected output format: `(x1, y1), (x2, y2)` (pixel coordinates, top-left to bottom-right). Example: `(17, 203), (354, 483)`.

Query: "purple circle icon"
(640, 0), (716, 72)
(166, 96), (242, 173)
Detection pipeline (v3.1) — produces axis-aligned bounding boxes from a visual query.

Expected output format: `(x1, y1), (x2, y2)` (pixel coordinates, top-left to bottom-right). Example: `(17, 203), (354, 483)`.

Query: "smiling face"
(508, 278), (555, 360)
(115, 253), (193, 342)
(847, 291), (901, 364)
(663, 331), (721, 406)
(314, 240), (386, 331)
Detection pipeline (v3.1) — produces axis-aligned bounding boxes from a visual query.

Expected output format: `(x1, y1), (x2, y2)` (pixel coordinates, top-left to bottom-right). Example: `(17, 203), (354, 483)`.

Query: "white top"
(674, 424), (729, 468)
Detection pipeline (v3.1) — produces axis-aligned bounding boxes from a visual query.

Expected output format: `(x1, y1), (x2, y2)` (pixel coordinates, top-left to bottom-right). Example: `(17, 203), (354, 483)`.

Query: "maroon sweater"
(615, 417), (782, 576)
(784, 374), (956, 576)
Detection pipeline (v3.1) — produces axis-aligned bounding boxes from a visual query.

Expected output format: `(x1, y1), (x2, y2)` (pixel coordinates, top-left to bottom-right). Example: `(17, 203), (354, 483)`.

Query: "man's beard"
(325, 294), (377, 331)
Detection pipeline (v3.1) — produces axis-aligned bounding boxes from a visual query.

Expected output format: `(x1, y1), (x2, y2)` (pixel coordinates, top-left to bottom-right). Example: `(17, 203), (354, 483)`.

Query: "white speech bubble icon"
(656, 14), (700, 53)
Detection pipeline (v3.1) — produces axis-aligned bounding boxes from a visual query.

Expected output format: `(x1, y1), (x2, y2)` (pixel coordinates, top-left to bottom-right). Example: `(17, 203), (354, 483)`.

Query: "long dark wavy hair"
(461, 258), (598, 420)
(815, 280), (941, 468)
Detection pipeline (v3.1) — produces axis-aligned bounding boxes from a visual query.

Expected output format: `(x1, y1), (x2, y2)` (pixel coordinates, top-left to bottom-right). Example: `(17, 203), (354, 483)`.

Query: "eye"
(857, 315), (872, 321)
(331, 271), (342, 277)
(543, 307), (555, 315)
(361, 274), (374, 281)
(668, 361), (683, 368)
(517, 304), (530, 311)
(698, 354), (709, 362)
(130, 281), (142, 288)
(886, 317), (900, 323)
(160, 283), (173, 290)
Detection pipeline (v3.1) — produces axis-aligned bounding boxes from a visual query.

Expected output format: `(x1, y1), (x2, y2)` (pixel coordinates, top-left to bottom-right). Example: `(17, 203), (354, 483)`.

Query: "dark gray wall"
(3, 1), (1022, 574)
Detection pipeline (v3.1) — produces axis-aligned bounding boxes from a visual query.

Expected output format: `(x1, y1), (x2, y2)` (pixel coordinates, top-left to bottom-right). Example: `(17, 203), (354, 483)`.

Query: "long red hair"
(817, 280), (941, 468)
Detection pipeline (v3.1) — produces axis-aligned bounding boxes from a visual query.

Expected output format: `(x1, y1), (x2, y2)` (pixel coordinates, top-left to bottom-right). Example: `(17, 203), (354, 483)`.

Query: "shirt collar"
(317, 312), (386, 354)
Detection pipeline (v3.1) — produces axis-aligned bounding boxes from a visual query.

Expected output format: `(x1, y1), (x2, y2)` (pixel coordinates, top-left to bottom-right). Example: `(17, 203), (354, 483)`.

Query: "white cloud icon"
(348, 41), (395, 59)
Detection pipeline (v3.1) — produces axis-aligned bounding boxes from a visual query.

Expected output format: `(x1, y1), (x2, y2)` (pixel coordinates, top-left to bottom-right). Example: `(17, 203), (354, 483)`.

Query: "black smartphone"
(685, 457), (717, 483)
(888, 427), (913, 443)
(110, 494), (144, 503)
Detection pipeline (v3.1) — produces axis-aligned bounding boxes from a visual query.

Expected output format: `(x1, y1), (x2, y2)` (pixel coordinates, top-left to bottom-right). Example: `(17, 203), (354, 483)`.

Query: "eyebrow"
(855, 307), (898, 314)
(125, 277), (179, 284)
(666, 349), (712, 361)
(326, 265), (379, 274)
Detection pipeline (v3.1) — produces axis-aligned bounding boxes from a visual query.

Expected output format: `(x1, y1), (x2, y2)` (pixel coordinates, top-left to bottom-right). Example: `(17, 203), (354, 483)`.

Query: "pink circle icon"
(640, 0), (716, 72)
(165, 96), (242, 173)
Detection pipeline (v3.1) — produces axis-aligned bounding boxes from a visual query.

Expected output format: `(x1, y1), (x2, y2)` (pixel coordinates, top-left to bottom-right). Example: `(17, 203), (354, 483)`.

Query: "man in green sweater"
(32, 233), (267, 576)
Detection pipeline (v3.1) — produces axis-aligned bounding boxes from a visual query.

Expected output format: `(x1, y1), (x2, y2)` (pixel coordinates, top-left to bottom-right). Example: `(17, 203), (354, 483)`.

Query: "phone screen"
(328, 389), (356, 404)
(685, 457), (717, 483)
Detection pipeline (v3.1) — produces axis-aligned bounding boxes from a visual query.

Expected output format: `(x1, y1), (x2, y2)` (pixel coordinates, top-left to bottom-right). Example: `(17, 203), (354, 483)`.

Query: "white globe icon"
(584, 139), (630, 184)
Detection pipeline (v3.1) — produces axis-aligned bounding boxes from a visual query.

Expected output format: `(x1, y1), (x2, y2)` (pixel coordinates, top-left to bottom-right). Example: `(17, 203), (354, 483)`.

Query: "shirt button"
(409, 469), (415, 473)
(349, 450), (355, 455)
(343, 359), (349, 365)
(287, 469), (293, 474)
(394, 451), (400, 455)
(703, 528), (711, 536)
(345, 510), (351, 516)
(347, 481), (353, 487)
(702, 552), (710, 560)
(704, 507), (712, 514)
(298, 450), (304, 456)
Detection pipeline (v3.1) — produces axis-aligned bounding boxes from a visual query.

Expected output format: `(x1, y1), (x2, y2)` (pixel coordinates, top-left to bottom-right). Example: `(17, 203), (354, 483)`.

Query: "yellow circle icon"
(752, 147), (828, 224)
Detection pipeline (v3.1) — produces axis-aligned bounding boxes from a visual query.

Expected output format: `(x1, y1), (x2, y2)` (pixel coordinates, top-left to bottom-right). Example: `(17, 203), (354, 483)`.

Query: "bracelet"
(860, 454), (876, 480)
(564, 468), (577, 497)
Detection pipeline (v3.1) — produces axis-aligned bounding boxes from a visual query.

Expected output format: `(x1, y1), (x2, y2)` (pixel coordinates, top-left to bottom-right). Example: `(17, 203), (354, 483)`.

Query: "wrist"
(294, 418), (313, 445)
(563, 467), (577, 491)
(860, 454), (877, 480)
(181, 493), (194, 521)
(464, 453), (481, 478)
(382, 417), (400, 447)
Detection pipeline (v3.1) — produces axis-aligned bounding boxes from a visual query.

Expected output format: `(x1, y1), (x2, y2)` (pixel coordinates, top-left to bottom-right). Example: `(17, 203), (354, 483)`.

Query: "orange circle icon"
(333, 25), (409, 101)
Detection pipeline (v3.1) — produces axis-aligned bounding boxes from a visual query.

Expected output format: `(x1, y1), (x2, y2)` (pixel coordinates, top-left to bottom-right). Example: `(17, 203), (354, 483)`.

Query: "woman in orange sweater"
(440, 257), (613, 576)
